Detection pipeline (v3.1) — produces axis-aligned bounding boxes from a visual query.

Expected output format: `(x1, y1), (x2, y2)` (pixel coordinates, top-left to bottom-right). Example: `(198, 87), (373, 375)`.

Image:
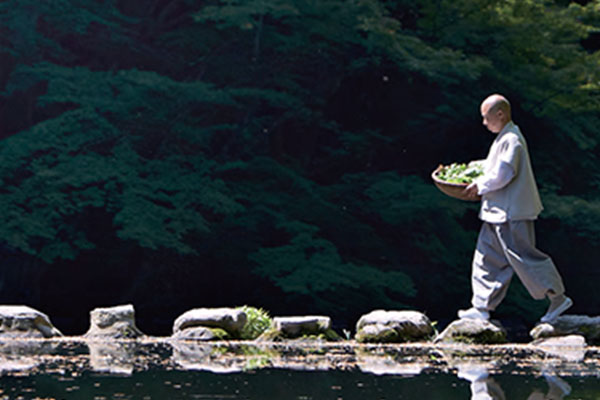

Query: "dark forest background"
(1, 0), (599, 339)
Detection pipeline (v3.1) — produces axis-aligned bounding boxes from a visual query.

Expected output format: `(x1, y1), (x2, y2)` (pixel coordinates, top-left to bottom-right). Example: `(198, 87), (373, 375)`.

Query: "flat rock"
(273, 316), (331, 337)
(172, 308), (247, 337)
(0, 305), (62, 338)
(435, 319), (506, 344)
(355, 310), (433, 343)
(529, 315), (600, 344)
(85, 304), (144, 339)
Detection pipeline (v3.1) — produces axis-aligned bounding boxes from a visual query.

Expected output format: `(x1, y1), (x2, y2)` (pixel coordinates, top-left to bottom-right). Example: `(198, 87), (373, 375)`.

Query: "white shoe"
(458, 307), (490, 320)
(540, 296), (572, 324)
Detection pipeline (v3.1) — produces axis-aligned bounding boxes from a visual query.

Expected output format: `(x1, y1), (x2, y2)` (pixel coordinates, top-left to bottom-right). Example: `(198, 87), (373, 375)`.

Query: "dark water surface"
(0, 339), (599, 399)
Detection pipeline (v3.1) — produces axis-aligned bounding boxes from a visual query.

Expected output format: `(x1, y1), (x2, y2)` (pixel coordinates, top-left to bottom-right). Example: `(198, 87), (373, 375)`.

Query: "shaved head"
(480, 94), (512, 133)
(482, 94), (511, 118)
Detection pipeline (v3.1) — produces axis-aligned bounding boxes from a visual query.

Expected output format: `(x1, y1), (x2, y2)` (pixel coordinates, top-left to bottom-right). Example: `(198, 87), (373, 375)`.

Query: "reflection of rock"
(530, 315), (600, 344)
(0, 340), (54, 373)
(435, 319), (506, 344)
(531, 335), (586, 362)
(354, 310), (434, 343)
(170, 341), (245, 373)
(85, 304), (144, 339)
(87, 340), (136, 375)
(172, 308), (246, 340)
(0, 305), (62, 338)
(357, 352), (427, 376)
(270, 355), (332, 371)
(0, 357), (39, 373)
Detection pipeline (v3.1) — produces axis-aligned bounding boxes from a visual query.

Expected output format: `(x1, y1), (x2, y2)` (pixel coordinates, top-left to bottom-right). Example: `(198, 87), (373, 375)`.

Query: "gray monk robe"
(469, 121), (565, 312)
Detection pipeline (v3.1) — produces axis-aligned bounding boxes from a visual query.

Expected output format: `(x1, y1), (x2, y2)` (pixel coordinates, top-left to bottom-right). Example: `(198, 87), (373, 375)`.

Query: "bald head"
(480, 94), (512, 133)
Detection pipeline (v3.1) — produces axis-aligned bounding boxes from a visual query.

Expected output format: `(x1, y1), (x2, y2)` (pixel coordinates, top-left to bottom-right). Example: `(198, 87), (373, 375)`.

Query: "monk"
(459, 94), (572, 324)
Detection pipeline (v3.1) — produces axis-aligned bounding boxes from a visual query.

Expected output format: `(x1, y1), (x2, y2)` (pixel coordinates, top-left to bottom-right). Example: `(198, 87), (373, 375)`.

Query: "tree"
(1, 0), (599, 332)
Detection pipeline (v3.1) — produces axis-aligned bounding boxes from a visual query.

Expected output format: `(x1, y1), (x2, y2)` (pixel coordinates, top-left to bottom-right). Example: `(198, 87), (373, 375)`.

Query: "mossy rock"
(435, 319), (507, 344)
(172, 326), (230, 341)
(355, 326), (403, 343)
(354, 310), (434, 343)
(530, 315), (600, 344)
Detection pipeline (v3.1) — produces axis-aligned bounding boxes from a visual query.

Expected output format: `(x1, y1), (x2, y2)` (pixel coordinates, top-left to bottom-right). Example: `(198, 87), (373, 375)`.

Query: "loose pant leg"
(497, 220), (565, 300)
(471, 221), (566, 311)
(471, 222), (514, 311)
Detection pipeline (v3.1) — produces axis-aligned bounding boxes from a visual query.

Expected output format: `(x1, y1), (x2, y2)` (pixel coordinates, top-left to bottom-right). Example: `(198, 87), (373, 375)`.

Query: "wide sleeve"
(475, 161), (515, 195)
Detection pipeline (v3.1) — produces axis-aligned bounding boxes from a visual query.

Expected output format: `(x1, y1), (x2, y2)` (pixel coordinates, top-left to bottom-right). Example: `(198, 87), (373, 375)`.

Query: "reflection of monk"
(527, 373), (572, 400)
(457, 365), (505, 400)
(458, 364), (572, 400)
(469, 378), (505, 400)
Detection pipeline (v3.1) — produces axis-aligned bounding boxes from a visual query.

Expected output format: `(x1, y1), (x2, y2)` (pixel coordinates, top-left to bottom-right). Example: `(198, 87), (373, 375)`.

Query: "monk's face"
(480, 102), (504, 134)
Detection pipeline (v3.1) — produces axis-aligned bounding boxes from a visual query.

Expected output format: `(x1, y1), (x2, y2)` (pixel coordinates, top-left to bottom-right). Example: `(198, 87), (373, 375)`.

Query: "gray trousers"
(471, 220), (565, 311)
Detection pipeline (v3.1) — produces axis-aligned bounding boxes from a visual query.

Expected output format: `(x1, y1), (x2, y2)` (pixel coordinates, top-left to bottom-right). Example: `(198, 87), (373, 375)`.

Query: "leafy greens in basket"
(437, 161), (484, 184)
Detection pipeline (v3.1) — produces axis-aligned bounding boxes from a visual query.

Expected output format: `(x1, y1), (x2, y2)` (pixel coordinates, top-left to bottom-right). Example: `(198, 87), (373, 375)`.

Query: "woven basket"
(431, 165), (481, 202)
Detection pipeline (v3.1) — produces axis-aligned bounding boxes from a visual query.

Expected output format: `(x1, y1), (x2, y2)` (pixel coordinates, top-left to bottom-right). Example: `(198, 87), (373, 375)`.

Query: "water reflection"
(356, 348), (427, 376)
(455, 362), (572, 400)
(457, 363), (505, 400)
(0, 340), (48, 373)
(170, 340), (246, 373)
(169, 341), (340, 372)
(87, 340), (135, 375)
(0, 339), (598, 399)
(528, 371), (572, 400)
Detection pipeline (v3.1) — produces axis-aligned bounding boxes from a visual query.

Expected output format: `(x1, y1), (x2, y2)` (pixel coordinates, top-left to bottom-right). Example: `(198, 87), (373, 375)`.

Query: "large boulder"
(172, 308), (247, 340)
(355, 310), (433, 343)
(530, 315), (600, 344)
(258, 316), (341, 341)
(434, 319), (506, 344)
(0, 305), (62, 338)
(85, 304), (144, 339)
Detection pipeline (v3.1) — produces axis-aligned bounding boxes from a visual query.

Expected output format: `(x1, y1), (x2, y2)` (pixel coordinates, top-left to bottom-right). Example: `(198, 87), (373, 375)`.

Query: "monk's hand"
(465, 183), (479, 199)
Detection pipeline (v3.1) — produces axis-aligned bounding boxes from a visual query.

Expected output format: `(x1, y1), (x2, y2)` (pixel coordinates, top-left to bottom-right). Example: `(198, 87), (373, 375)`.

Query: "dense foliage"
(1, 0), (599, 334)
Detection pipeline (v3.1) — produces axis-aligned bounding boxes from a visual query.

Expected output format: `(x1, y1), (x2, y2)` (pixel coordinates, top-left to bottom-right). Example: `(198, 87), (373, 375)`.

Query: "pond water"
(1, 339), (599, 399)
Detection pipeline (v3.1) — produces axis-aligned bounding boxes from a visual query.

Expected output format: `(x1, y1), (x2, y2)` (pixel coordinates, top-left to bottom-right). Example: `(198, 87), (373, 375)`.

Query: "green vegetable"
(437, 161), (484, 184)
